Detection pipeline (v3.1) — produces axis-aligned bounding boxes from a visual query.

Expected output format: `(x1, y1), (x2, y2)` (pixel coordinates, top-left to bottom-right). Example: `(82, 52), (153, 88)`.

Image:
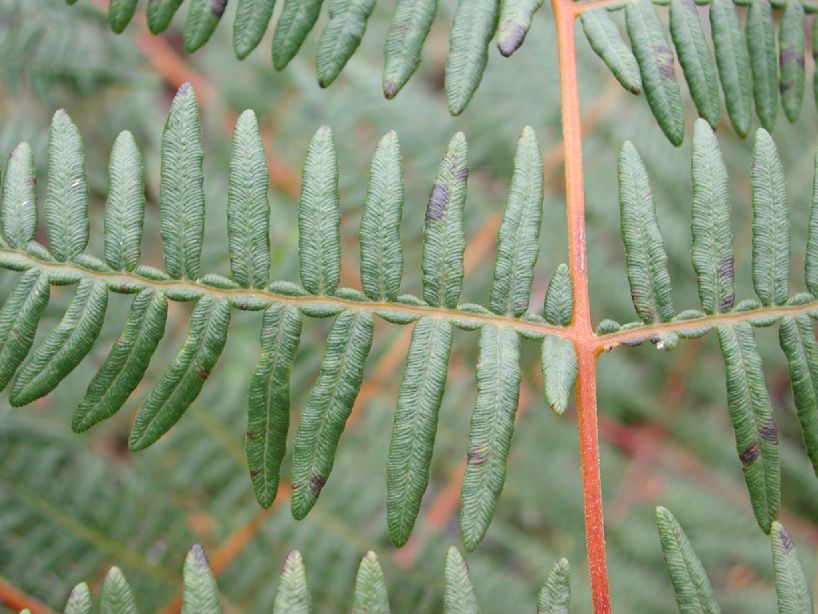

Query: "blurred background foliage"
(1, 0), (818, 612)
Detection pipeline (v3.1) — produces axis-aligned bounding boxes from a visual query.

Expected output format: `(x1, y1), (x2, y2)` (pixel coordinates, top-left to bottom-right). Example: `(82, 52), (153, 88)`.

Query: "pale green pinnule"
(291, 311), (374, 519)
(489, 126), (543, 317)
(182, 544), (222, 614)
(272, 0), (324, 70)
(709, 0), (752, 136)
(104, 130), (145, 272)
(383, 0), (438, 99)
(184, 0), (227, 53)
(360, 130), (404, 302)
(626, 0), (684, 146)
(246, 304), (302, 507)
(273, 550), (312, 614)
(228, 110), (271, 289)
(746, 0), (778, 131)
(445, 0), (499, 115)
(581, 7), (642, 95)
(353, 551), (390, 614)
(770, 521), (814, 613)
(234, 0), (276, 59)
(655, 507), (720, 614)
(460, 325), (520, 550)
(537, 558), (570, 614)
(316, 0), (376, 88)
(1, 142), (37, 249)
(496, 0), (543, 57)
(298, 126), (341, 296)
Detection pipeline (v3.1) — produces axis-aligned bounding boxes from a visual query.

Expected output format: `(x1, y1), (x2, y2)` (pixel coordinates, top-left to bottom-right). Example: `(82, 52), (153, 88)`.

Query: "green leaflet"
(387, 317), (453, 547)
(46, 110), (88, 261)
(460, 325), (520, 550)
(751, 129), (789, 306)
(669, 0), (720, 128)
(444, 548), (480, 614)
(422, 132), (468, 308)
(228, 110), (271, 288)
(544, 263), (573, 327)
(746, 0), (778, 131)
(274, 550), (312, 614)
(778, 316), (818, 476)
(770, 521), (814, 613)
(72, 290), (168, 433)
(182, 545), (222, 614)
(108, 0), (137, 33)
(129, 297), (231, 451)
(101, 567), (140, 614)
(10, 279), (108, 407)
(299, 126), (341, 296)
(691, 119), (734, 314)
(536, 558), (571, 614)
(360, 130), (404, 302)
(709, 0), (752, 137)
(0, 270), (50, 390)
(540, 335), (577, 416)
(184, 0), (227, 53)
(445, 0), (500, 115)
(655, 506), (720, 614)
(105, 131), (145, 272)
(160, 83), (205, 280)
(496, 0), (543, 57)
(807, 146), (818, 296)
(779, 1), (805, 123)
(64, 583), (93, 614)
(272, 0), (324, 70)
(291, 311), (374, 519)
(581, 8), (642, 95)
(813, 18), (818, 118)
(247, 304), (302, 508)
(316, 0), (376, 88)
(383, 0), (437, 98)
(1, 142), (37, 249)
(234, 0), (276, 59)
(626, 0), (685, 146)
(717, 323), (780, 533)
(489, 126), (543, 317)
(618, 141), (675, 323)
(147, 0), (184, 34)
(353, 552), (390, 614)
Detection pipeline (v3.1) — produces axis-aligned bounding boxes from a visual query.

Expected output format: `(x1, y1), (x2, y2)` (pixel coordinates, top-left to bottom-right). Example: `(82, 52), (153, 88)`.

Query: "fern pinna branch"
(6, 76), (818, 610)
(76, 0), (818, 131)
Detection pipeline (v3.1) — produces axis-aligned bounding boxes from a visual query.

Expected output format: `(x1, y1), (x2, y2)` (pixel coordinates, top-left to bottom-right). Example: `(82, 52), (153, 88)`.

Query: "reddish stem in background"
(552, 0), (612, 611)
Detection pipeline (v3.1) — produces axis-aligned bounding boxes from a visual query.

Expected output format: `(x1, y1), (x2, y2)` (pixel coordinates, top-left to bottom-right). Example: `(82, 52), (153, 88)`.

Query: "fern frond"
(353, 552), (390, 614)
(580, 0), (818, 142)
(443, 547), (480, 614)
(770, 521), (814, 613)
(8, 87), (818, 558)
(181, 545), (222, 614)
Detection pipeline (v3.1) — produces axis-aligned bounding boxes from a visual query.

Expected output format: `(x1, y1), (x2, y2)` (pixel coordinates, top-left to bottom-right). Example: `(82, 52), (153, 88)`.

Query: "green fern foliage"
(36, 543), (573, 614)
(77, 0), (544, 114)
(27, 511), (812, 612)
(655, 508), (813, 613)
(581, 0), (818, 143)
(0, 84), (574, 551)
(609, 118), (818, 536)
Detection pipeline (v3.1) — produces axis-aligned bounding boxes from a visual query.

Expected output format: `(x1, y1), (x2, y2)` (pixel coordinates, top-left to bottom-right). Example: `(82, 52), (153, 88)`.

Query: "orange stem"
(0, 576), (57, 614)
(552, 0), (612, 611)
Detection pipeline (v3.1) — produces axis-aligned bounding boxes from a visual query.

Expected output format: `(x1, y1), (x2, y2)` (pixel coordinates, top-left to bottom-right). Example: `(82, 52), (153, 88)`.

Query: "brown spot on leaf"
(384, 80), (398, 99)
(309, 474), (326, 496)
(498, 22), (526, 57)
(191, 543), (210, 569)
(468, 448), (489, 465)
(760, 419), (779, 444)
(197, 367), (211, 380)
(740, 440), (760, 466)
(210, 0), (227, 17)
(249, 469), (259, 478)
(426, 183), (450, 221)
(778, 526), (795, 553)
